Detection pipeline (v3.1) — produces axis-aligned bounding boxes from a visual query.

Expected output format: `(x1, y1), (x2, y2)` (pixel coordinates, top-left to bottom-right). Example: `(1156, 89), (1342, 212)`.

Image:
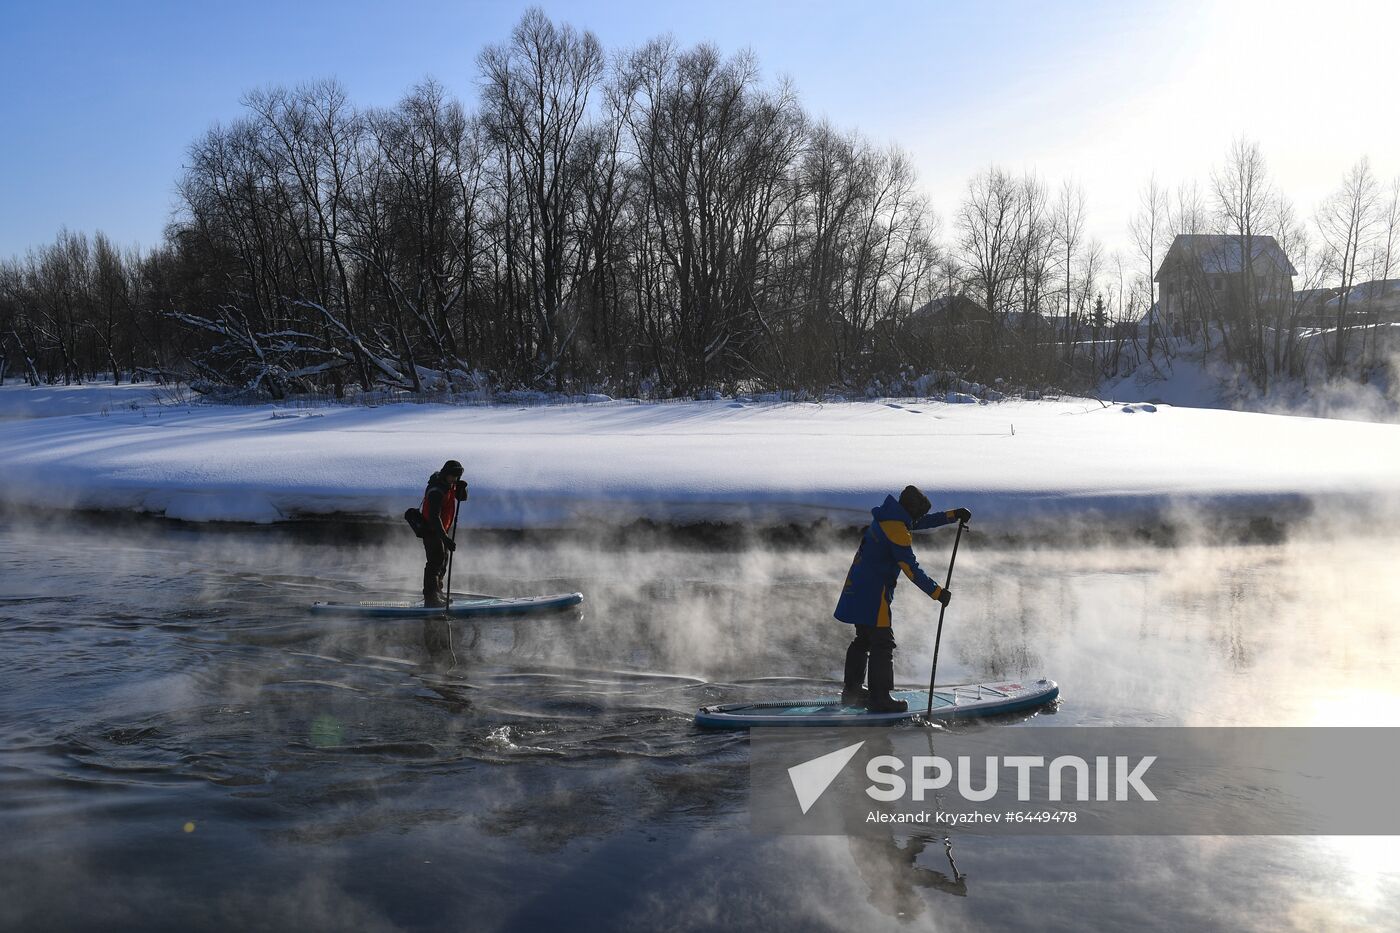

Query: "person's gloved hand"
(952, 507), (972, 524)
(455, 480), (469, 499)
(444, 537), (457, 552)
(935, 587), (952, 608)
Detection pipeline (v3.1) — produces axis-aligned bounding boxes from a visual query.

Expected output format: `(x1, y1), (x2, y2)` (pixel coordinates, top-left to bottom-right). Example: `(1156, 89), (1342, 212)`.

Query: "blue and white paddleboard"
(310, 592), (583, 618)
(694, 678), (1058, 729)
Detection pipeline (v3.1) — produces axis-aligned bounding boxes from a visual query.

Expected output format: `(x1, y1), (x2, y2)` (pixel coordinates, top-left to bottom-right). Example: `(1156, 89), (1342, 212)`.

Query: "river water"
(2, 517), (1398, 931)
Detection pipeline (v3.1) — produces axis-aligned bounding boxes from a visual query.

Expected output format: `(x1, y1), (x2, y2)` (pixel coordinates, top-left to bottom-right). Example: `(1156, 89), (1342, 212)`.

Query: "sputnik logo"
(788, 741), (865, 814)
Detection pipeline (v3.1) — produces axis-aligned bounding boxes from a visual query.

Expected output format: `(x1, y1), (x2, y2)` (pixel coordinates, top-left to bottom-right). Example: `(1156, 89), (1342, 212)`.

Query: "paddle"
(443, 497), (462, 611)
(925, 519), (967, 720)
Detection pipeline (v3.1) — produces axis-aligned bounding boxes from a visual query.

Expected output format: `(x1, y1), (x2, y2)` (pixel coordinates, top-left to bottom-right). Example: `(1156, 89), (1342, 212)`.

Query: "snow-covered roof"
(1135, 301), (1163, 326)
(909, 294), (990, 321)
(1155, 234), (1298, 281)
(1294, 287), (1343, 301)
(1330, 279), (1400, 305)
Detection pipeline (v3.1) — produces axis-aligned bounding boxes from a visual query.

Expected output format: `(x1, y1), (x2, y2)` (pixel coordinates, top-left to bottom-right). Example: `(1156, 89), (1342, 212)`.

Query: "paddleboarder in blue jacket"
(836, 485), (971, 712)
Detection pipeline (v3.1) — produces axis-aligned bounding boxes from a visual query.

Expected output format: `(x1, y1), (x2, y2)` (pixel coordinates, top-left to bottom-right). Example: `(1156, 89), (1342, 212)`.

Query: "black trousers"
(423, 536), (448, 601)
(844, 626), (897, 695)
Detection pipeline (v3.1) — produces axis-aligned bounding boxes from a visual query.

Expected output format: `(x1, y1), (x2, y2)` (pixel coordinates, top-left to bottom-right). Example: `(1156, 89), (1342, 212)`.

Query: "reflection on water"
(0, 517), (1397, 931)
(849, 834), (967, 922)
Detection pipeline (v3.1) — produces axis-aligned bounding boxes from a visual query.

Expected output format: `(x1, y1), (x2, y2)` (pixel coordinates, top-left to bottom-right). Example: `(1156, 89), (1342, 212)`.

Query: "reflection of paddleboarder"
(847, 832), (967, 919)
(847, 730), (966, 918)
(835, 486), (970, 712)
(406, 460), (468, 608)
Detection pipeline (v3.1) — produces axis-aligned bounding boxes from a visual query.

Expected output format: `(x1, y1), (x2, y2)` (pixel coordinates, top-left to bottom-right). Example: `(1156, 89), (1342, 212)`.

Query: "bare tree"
(1052, 179), (1087, 361)
(1361, 176), (1399, 361)
(1210, 139), (1291, 389)
(956, 167), (1024, 321)
(90, 232), (132, 383)
(1129, 176), (1168, 359)
(1315, 158), (1381, 372)
(479, 7), (605, 386)
(622, 39), (804, 390)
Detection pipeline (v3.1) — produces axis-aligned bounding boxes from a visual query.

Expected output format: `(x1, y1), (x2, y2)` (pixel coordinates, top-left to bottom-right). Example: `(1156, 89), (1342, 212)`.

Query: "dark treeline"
(0, 229), (186, 388)
(2, 10), (1395, 399)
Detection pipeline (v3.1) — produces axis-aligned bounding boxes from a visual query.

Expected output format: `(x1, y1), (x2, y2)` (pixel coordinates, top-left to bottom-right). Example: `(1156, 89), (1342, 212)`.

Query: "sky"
(2, 0), (1398, 261)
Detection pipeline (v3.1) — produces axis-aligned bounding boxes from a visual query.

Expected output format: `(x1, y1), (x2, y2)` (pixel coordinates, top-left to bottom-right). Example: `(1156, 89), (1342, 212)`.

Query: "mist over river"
(2, 517), (1398, 931)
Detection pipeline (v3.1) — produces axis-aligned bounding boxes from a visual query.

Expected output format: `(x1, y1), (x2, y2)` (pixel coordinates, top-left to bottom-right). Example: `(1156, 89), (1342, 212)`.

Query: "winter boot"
(842, 638), (870, 707)
(868, 693), (908, 714)
(866, 646), (907, 714)
(841, 686), (870, 707)
(423, 569), (446, 608)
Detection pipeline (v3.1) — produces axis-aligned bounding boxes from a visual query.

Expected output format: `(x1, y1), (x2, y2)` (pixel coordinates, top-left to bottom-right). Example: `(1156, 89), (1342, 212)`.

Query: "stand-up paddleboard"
(695, 678), (1057, 729)
(311, 592), (583, 618)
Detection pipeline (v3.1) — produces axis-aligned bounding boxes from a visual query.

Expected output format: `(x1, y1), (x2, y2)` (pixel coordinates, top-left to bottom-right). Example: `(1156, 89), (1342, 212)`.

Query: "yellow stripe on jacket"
(879, 520), (912, 547)
(899, 561), (944, 600)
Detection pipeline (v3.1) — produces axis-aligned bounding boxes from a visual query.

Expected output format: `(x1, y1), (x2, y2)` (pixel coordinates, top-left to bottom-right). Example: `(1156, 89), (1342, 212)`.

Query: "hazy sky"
(2, 0), (1397, 260)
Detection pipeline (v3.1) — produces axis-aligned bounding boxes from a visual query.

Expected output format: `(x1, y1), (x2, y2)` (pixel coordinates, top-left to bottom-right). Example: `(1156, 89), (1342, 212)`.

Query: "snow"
(1099, 326), (1400, 421)
(3, 384), (1400, 528)
(0, 382), (178, 421)
(1099, 353), (1232, 410)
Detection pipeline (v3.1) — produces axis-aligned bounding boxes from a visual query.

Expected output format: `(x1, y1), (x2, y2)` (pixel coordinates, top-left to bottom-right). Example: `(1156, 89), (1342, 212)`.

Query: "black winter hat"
(898, 485), (931, 521)
(441, 460), (464, 477)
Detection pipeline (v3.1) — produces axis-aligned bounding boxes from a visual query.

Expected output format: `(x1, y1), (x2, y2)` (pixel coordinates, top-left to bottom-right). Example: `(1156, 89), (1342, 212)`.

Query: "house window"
(1212, 277), (1223, 292)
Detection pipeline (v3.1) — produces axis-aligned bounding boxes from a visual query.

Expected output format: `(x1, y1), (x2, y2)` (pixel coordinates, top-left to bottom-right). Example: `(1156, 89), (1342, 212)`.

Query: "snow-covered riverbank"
(2, 383), (1399, 528)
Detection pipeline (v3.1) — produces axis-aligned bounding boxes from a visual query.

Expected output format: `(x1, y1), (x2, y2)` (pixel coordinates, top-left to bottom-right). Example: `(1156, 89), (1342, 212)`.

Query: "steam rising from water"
(1, 512), (1397, 930)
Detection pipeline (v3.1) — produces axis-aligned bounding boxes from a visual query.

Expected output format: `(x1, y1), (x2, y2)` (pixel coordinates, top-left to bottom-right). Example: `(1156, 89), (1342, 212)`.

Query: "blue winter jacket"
(834, 495), (957, 627)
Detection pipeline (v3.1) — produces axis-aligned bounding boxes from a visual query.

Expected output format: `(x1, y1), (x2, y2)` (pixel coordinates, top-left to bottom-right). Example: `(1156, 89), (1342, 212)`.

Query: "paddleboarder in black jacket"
(415, 460), (468, 608)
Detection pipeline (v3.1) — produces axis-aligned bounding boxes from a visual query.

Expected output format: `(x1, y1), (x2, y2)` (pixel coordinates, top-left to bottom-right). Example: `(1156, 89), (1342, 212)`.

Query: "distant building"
(999, 310), (1057, 331)
(1293, 287), (1343, 312)
(1136, 301), (1177, 339)
(908, 294), (993, 330)
(1292, 286), (1344, 327)
(1325, 279), (1400, 323)
(1154, 234), (1297, 328)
